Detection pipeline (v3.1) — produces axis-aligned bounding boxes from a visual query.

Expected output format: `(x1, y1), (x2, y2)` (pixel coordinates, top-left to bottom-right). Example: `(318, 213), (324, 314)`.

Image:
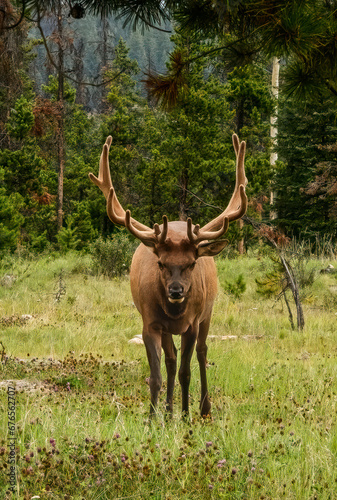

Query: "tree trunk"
(237, 218), (244, 254)
(179, 171), (188, 221)
(270, 56), (279, 220)
(56, 0), (65, 232)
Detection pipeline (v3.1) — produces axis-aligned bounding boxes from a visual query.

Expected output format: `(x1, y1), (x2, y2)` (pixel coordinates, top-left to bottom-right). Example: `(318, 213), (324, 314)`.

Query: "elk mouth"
(168, 297), (185, 304)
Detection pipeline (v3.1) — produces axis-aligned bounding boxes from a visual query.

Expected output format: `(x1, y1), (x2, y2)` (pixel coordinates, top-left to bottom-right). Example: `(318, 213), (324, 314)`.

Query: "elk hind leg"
(179, 328), (197, 416)
(196, 317), (212, 417)
(162, 333), (177, 415)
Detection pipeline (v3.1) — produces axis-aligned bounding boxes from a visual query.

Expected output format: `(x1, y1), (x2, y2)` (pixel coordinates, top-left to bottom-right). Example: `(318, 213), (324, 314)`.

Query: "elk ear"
(197, 240), (228, 257)
(142, 241), (158, 254)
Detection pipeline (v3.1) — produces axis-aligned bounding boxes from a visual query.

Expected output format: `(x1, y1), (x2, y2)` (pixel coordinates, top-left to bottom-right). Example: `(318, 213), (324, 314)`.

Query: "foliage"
(42, 75), (76, 103)
(0, 188), (24, 255)
(91, 232), (137, 277)
(6, 95), (35, 140)
(2, 4), (337, 253)
(56, 221), (81, 253)
(275, 89), (337, 240)
(221, 273), (246, 299)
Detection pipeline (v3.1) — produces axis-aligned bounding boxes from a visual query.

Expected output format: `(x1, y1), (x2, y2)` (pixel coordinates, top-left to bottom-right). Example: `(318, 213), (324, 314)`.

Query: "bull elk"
(89, 134), (248, 417)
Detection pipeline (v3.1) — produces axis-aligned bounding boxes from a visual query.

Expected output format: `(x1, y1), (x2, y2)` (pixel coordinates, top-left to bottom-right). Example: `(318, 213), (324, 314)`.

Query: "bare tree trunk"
(73, 38), (85, 105)
(56, 0), (65, 231)
(243, 214), (305, 331)
(270, 57), (279, 220)
(237, 218), (244, 254)
(279, 253), (305, 330)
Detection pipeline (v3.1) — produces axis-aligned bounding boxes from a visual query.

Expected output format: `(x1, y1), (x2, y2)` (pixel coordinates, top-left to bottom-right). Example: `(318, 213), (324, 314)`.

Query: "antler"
(89, 136), (168, 247)
(200, 134), (248, 233)
(187, 217), (229, 244)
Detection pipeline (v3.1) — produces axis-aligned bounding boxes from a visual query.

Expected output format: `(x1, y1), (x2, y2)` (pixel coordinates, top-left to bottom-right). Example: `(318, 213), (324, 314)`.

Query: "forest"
(1, 0), (336, 256)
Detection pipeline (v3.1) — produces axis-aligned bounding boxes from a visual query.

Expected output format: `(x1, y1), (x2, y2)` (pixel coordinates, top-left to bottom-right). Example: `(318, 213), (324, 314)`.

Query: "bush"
(222, 273), (246, 299)
(91, 232), (137, 277)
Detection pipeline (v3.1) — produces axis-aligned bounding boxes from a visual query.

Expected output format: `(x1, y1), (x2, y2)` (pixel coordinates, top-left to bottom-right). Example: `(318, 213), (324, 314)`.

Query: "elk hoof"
(200, 400), (212, 418)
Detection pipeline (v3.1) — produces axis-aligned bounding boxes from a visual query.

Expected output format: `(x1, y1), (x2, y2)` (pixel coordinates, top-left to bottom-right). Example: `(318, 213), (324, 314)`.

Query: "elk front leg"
(179, 326), (198, 416)
(143, 329), (162, 415)
(162, 333), (177, 414)
(196, 316), (212, 417)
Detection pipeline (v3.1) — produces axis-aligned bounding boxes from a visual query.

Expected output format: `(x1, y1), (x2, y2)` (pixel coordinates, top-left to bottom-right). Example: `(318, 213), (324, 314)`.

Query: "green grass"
(1, 251), (337, 499)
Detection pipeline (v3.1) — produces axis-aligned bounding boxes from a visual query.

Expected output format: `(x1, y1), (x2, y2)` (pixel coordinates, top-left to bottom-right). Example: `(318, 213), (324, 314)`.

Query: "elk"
(89, 134), (247, 417)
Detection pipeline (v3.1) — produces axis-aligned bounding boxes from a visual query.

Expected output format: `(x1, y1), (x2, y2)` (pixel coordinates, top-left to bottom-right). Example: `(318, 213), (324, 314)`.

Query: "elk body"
(89, 134), (248, 417)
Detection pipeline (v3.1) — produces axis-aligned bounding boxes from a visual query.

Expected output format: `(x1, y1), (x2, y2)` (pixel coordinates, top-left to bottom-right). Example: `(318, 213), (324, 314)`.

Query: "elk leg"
(196, 316), (212, 417)
(161, 333), (177, 414)
(179, 327), (197, 416)
(143, 329), (162, 415)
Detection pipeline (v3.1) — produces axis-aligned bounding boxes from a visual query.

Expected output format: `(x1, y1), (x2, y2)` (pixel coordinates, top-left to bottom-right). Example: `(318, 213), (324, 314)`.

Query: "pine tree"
(275, 89), (337, 239)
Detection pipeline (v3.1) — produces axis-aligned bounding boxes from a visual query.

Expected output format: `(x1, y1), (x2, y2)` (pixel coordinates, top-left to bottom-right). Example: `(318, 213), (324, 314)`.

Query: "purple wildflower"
(217, 459), (227, 468)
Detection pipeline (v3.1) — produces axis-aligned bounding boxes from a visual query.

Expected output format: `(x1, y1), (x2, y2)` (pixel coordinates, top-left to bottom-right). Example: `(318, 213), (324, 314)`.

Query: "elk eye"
(158, 262), (164, 271)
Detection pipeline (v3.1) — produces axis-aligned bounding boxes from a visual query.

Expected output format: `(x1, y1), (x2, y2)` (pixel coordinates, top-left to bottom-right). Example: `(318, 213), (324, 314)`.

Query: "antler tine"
(200, 134), (248, 232)
(232, 133), (239, 156)
(158, 215), (168, 243)
(91, 137), (152, 232)
(125, 210), (159, 247)
(88, 136), (113, 199)
(234, 138), (248, 189)
(187, 217), (229, 244)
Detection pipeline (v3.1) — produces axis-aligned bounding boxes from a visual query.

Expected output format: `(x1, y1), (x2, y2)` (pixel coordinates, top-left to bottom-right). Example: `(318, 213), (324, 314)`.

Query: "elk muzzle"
(168, 282), (185, 303)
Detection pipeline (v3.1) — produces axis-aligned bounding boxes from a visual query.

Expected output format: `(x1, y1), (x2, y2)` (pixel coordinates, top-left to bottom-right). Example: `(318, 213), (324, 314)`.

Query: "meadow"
(0, 249), (337, 499)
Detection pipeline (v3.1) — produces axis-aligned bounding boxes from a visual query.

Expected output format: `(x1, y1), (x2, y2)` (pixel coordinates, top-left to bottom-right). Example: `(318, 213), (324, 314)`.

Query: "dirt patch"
(0, 379), (46, 393)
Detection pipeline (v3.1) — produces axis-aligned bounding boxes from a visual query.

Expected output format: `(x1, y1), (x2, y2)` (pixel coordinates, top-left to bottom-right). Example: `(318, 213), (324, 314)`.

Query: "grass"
(0, 250), (337, 499)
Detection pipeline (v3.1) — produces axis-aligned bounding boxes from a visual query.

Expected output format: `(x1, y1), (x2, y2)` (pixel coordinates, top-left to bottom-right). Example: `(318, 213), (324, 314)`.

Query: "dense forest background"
(1, 0), (336, 255)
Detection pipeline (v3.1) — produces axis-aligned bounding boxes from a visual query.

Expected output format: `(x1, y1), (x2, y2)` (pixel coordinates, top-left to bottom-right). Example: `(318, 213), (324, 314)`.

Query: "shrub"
(222, 273), (246, 299)
(91, 232), (137, 277)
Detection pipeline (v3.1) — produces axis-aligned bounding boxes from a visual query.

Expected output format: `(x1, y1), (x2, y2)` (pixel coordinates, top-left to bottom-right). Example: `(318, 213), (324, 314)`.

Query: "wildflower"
(231, 467), (238, 475)
(217, 459), (226, 468)
(247, 450), (253, 457)
(208, 484), (213, 490)
(114, 433), (121, 439)
(49, 439), (56, 448)
(206, 441), (213, 448)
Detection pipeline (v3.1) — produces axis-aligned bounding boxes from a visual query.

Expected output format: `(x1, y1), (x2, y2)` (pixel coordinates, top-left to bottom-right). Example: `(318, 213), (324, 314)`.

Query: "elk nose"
(168, 283), (184, 299)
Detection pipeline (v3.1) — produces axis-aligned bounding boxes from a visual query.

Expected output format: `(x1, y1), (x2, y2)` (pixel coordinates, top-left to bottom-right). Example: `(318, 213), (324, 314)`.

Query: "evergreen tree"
(275, 89), (337, 239)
